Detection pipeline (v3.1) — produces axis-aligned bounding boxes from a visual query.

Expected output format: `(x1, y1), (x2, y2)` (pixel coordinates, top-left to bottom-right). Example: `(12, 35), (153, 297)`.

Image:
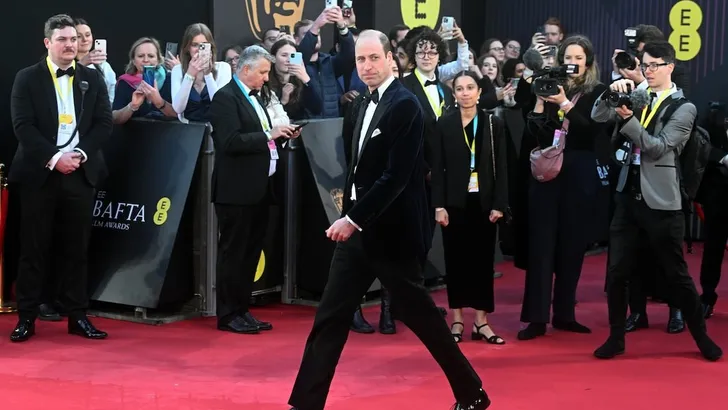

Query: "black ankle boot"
(350, 305), (375, 334)
(378, 288), (396, 334)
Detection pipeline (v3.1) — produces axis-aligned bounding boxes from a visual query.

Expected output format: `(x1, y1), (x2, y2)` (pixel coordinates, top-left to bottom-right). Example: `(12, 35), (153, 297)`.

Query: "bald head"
(355, 30), (393, 91)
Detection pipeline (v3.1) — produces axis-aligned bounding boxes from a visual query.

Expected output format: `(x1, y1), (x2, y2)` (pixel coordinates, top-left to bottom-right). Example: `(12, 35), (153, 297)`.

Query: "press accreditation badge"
(268, 140), (279, 160)
(632, 148), (641, 165)
(468, 172), (479, 193)
(58, 113), (75, 141)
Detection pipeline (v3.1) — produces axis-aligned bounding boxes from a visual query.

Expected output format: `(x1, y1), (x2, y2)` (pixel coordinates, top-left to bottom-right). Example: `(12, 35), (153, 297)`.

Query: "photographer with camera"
(591, 41), (721, 361)
(697, 104), (728, 319)
(517, 35), (608, 341)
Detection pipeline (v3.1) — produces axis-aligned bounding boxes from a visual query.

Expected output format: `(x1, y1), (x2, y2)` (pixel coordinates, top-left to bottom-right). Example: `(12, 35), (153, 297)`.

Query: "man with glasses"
(591, 41), (722, 362)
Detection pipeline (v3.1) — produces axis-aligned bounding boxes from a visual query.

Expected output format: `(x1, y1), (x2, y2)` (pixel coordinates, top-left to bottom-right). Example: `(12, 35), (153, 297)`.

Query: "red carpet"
(0, 245), (725, 410)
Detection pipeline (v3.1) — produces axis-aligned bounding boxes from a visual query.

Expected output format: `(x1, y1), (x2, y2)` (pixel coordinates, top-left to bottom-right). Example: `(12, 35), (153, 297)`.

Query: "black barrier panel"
(88, 119), (206, 309)
(295, 119), (447, 295)
(251, 204), (284, 293)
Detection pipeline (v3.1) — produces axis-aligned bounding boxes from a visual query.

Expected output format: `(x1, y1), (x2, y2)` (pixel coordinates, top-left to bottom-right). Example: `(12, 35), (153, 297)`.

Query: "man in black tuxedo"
(208, 45), (300, 334)
(9, 14), (111, 342)
(288, 30), (489, 410)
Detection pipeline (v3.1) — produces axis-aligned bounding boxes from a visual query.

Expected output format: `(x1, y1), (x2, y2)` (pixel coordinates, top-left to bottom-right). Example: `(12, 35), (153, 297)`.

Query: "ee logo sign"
(401, 0), (441, 29)
(153, 197), (171, 226)
(669, 0), (703, 61)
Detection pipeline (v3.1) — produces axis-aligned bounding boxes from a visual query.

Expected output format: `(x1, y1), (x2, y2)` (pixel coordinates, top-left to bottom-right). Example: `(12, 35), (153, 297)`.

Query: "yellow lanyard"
(463, 115), (478, 171)
(414, 69), (444, 117)
(46, 56), (74, 111)
(639, 88), (671, 128)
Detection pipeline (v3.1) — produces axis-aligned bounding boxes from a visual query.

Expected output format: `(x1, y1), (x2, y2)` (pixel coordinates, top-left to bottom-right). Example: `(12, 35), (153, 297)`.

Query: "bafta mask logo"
(245, 0), (306, 40)
(400, 0), (441, 29)
(330, 188), (344, 214)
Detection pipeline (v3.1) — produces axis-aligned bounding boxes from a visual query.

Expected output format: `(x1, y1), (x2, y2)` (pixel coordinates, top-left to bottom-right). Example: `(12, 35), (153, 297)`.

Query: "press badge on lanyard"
(268, 140), (279, 159)
(465, 116), (479, 193)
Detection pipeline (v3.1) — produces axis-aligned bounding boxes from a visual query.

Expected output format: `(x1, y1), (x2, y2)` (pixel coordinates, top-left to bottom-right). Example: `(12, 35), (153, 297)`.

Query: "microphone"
(629, 88), (651, 111)
(523, 48), (545, 72)
(57, 80), (89, 150)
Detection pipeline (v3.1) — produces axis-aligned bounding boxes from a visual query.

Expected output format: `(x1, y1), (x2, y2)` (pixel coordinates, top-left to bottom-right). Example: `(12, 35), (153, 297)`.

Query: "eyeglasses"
(415, 51), (439, 59)
(225, 56), (239, 64)
(490, 47), (505, 52)
(639, 62), (670, 72)
(507, 45), (521, 52)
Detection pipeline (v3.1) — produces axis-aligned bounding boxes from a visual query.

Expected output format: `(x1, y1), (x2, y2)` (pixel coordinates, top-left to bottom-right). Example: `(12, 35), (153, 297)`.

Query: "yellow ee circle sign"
(254, 250), (265, 282)
(401, 0), (441, 30)
(153, 197), (171, 226)
(668, 0), (703, 61)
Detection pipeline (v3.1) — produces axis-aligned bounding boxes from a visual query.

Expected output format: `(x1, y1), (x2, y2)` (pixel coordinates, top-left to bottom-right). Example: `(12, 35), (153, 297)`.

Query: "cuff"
(74, 148), (88, 163)
(47, 151), (63, 170)
(611, 71), (621, 80)
(636, 79), (649, 90)
(345, 215), (362, 231)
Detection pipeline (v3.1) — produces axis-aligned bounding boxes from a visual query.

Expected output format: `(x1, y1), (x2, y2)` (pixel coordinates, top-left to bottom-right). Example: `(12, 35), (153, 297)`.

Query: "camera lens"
(615, 52), (637, 70)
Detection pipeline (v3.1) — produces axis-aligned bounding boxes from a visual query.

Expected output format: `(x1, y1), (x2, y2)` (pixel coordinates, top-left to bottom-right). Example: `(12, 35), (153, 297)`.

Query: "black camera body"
(532, 64), (579, 96)
(615, 27), (639, 71)
(604, 84), (634, 109)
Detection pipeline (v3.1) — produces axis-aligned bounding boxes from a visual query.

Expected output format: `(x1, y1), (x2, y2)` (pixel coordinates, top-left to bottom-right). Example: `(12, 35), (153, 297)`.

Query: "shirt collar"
(374, 75), (396, 97)
(415, 68), (437, 84)
(653, 83), (677, 100)
(47, 56), (76, 77)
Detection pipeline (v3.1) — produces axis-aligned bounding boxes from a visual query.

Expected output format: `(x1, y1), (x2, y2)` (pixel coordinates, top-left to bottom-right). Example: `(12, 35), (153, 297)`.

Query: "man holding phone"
(208, 45), (301, 335)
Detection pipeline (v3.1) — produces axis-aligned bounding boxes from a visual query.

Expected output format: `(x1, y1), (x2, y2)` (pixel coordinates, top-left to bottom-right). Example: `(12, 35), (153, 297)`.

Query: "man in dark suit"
(288, 30), (489, 410)
(591, 41), (721, 361)
(208, 45), (300, 334)
(9, 14), (111, 342)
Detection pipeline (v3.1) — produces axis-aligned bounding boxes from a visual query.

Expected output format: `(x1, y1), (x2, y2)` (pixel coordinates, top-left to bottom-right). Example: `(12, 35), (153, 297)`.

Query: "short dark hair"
(642, 40), (676, 64)
(388, 24), (409, 44)
(44, 14), (76, 39)
(294, 19), (314, 39)
(635, 24), (665, 44)
(73, 17), (89, 26)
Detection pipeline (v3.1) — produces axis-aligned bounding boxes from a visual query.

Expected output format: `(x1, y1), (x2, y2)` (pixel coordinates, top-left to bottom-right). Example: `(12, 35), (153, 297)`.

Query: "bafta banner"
(212, 0), (335, 52)
(374, 0), (462, 34)
(88, 120), (207, 309)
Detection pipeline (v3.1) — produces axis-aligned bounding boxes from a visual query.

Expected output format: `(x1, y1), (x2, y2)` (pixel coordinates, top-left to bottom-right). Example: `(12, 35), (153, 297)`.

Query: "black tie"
(367, 89), (380, 104)
(249, 89), (259, 97)
(424, 79), (438, 87)
(56, 66), (75, 77)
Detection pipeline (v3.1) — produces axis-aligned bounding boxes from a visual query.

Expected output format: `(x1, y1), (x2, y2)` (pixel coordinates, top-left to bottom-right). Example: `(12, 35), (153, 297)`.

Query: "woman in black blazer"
(431, 71), (509, 345)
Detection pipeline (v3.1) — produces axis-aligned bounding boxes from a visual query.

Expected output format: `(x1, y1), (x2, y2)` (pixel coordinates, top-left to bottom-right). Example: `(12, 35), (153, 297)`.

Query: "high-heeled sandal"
(472, 323), (506, 345)
(450, 322), (464, 343)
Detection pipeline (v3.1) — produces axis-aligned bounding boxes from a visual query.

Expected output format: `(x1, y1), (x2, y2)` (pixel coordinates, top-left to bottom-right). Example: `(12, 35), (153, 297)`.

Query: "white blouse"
(171, 61), (232, 122)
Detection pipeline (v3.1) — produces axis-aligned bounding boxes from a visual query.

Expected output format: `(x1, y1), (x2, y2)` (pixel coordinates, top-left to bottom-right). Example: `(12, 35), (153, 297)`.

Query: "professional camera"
(604, 84), (634, 109)
(614, 27), (639, 70)
(531, 64), (579, 96)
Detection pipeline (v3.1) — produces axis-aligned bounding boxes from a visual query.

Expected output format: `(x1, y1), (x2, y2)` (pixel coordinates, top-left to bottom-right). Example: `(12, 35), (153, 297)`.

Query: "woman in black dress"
(431, 71), (509, 344)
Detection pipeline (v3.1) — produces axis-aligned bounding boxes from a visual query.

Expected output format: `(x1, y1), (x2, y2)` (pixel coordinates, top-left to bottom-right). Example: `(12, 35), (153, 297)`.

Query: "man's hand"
(55, 152), (82, 174)
(610, 79), (635, 94)
(340, 90), (359, 105)
(615, 106), (634, 120)
(270, 125), (298, 140)
(326, 217), (356, 242)
(618, 56), (645, 84)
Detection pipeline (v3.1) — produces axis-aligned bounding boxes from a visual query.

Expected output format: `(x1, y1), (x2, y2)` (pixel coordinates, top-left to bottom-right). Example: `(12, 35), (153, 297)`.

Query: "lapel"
(72, 67), (83, 119)
(351, 99), (368, 163)
(409, 76), (437, 121)
(39, 60), (59, 127)
(357, 81), (398, 161)
(232, 83), (264, 130)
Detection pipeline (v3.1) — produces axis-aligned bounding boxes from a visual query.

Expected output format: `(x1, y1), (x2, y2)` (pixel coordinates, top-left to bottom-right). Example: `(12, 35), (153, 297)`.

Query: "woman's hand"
(435, 209), (449, 227)
(489, 210), (503, 223)
(288, 63), (310, 83)
(165, 52), (180, 71)
(130, 89), (145, 110)
(281, 83), (296, 105)
(79, 50), (107, 66)
(138, 81), (164, 107)
(187, 53), (205, 77)
(496, 83), (514, 101)
(543, 85), (567, 106)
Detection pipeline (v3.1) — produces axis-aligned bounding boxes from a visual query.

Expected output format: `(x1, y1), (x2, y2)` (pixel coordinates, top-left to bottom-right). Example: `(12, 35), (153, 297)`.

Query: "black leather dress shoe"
(244, 312), (272, 331)
(10, 319), (35, 342)
(625, 313), (649, 332)
(378, 289), (396, 334)
(594, 337), (625, 359)
(453, 388), (491, 410)
(351, 306), (375, 333)
(218, 315), (259, 334)
(39, 303), (62, 322)
(667, 308), (685, 334)
(69, 317), (108, 339)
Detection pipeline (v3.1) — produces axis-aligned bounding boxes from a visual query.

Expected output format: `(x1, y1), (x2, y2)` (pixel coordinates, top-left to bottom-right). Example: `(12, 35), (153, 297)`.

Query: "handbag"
(530, 93), (582, 182)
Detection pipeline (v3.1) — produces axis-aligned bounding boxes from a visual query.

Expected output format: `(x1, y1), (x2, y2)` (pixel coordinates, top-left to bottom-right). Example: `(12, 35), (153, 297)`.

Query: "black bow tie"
(367, 89), (380, 104)
(56, 66), (75, 78)
(249, 89), (259, 97)
(424, 79), (438, 87)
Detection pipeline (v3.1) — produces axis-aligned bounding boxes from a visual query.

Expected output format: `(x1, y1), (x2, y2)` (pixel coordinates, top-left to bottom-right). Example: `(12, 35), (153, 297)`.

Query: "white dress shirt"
(47, 60), (87, 170)
(415, 68), (443, 119)
(347, 75), (396, 230)
(239, 80), (276, 176)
